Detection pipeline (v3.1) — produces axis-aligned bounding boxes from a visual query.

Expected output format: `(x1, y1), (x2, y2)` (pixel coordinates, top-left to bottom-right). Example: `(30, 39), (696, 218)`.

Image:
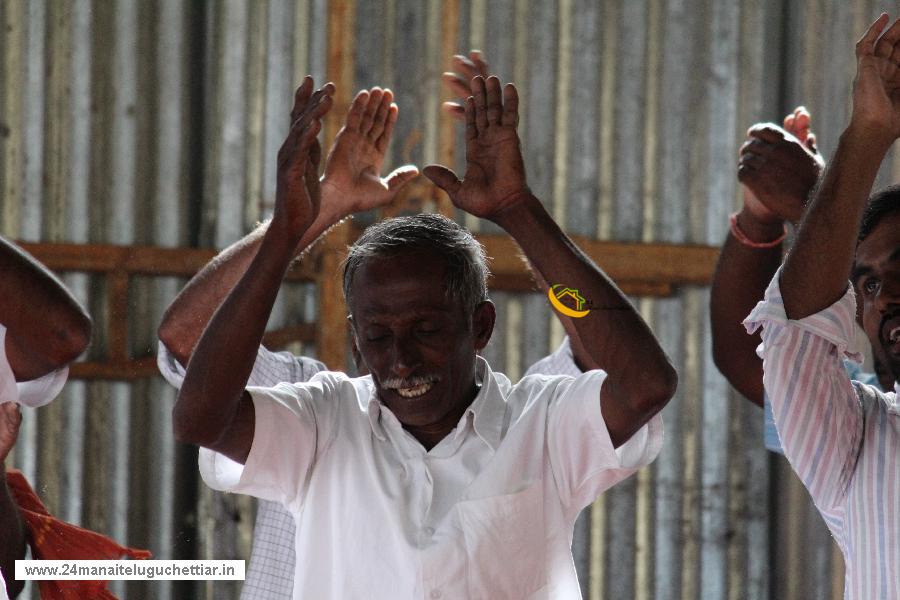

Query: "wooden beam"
(17, 241), (317, 281)
(478, 234), (720, 286)
(14, 233), (720, 381)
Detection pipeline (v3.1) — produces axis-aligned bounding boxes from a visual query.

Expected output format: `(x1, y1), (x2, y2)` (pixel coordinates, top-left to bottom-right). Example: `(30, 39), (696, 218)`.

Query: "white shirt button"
(430, 589), (442, 599)
(423, 527), (434, 536)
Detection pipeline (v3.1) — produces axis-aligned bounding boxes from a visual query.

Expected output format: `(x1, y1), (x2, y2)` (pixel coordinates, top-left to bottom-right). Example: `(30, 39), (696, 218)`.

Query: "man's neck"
(405, 382), (480, 451)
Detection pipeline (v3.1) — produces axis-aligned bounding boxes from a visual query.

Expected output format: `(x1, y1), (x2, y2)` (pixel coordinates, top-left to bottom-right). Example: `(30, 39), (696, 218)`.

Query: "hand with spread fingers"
(851, 13), (900, 146)
(320, 87), (419, 220)
(442, 50), (490, 121)
(738, 106), (824, 225)
(424, 76), (528, 221)
(274, 76), (334, 240)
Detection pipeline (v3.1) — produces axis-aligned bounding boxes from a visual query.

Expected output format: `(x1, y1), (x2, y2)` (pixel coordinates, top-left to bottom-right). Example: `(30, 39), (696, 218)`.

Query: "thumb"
(422, 164), (462, 196)
(385, 165), (420, 193)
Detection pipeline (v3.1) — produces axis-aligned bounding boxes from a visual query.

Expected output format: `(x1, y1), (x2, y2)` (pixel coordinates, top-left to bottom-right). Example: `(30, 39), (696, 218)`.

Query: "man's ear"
(471, 300), (496, 351)
(347, 316), (368, 375)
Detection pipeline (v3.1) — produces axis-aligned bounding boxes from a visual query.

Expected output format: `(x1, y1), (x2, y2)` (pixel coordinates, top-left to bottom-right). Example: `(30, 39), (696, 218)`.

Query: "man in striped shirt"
(744, 14), (900, 599)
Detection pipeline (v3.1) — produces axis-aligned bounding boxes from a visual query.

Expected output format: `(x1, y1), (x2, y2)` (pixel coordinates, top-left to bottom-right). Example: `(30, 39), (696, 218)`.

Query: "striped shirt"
(744, 271), (900, 600)
(158, 342), (324, 600)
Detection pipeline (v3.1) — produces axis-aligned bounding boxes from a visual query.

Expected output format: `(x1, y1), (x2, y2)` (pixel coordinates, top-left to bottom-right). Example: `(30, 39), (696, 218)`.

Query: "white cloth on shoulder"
(0, 324), (68, 407)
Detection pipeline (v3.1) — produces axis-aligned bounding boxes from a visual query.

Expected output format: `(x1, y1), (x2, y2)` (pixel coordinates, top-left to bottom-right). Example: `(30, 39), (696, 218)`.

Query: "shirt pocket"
(456, 481), (547, 599)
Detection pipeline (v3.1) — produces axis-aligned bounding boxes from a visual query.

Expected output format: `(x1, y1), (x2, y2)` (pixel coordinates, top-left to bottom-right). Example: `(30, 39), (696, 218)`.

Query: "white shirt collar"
(363, 356), (505, 451)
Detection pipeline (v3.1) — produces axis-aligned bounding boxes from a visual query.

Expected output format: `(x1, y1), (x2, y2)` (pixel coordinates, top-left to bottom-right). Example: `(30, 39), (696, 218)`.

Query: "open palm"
(321, 88), (418, 219)
(424, 76), (529, 221)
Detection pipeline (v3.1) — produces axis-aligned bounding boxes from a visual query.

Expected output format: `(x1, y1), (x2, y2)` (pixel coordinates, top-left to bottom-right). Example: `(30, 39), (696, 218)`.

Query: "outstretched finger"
(501, 83), (519, 127)
(345, 90), (370, 132)
(293, 85), (335, 130)
(375, 103), (399, 154)
(793, 107), (811, 141)
(465, 96), (478, 142)
(468, 50), (489, 75)
(857, 13), (889, 57)
(485, 76), (503, 125)
(290, 76), (315, 125)
(369, 89), (393, 140)
(360, 87), (385, 136)
(875, 17), (900, 57)
(783, 113), (795, 132)
(453, 51), (489, 81)
(443, 71), (472, 97)
(441, 100), (467, 121)
(470, 76), (489, 133)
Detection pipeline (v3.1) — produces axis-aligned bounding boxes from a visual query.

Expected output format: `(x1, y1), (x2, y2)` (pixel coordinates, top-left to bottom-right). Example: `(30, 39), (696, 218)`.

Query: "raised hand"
(320, 87), (418, 220)
(851, 14), (900, 146)
(274, 76), (334, 239)
(0, 403), (21, 463)
(442, 50), (490, 121)
(738, 106), (824, 224)
(423, 76), (528, 221)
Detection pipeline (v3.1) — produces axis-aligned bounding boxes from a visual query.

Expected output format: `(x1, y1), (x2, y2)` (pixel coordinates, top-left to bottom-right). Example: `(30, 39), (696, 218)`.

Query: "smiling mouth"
(395, 382), (434, 398)
(882, 314), (900, 354)
(383, 376), (440, 399)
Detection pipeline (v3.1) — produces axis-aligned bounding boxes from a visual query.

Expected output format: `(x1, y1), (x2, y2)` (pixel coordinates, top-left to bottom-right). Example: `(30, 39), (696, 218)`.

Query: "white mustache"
(382, 375), (440, 389)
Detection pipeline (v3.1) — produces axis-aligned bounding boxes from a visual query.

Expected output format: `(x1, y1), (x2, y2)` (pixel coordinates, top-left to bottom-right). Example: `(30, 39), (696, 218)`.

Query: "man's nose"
(390, 337), (421, 379)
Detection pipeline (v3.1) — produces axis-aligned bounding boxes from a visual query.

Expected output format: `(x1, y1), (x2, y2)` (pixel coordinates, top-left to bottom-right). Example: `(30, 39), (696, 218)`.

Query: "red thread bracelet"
(729, 212), (787, 249)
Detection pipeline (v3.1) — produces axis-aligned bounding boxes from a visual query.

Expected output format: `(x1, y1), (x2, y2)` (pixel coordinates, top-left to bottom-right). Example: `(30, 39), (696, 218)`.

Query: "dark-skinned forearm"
(159, 204), (343, 368)
(493, 193), (677, 405)
(781, 126), (889, 318)
(709, 214), (785, 407)
(172, 222), (301, 449)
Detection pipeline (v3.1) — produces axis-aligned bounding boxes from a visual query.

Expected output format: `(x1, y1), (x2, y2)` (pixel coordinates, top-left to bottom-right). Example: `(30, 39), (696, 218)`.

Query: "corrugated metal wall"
(2, 1), (896, 599)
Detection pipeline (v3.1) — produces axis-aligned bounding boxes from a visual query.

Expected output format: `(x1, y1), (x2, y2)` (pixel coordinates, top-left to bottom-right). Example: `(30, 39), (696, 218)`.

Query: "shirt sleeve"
(156, 340), (325, 389)
(200, 373), (343, 513)
(524, 336), (582, 378)
(743, 268), (864, 512)
(0, 324), (68, 407)
(544, 370), (664, 516)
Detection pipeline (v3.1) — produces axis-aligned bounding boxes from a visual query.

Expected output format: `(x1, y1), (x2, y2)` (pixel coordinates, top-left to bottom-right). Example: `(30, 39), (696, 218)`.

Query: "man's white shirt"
(198, 354), (661, 599)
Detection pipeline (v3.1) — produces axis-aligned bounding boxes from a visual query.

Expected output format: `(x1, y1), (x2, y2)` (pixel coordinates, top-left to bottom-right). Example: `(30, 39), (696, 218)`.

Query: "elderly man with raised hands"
(172, 73), (676, 599)
(744, 14), (900, 599)
(157, 78), (418, 599)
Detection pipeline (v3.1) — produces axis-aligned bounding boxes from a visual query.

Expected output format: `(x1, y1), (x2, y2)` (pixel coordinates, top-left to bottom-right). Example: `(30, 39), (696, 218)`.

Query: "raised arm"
(710, 108), (823, 405)
(424, 76), (677, 447)
(158, 79), (417, 366)
(782, 15), (900, 317)
(0, 237), (91, 381)
(172, 81), (332, 463)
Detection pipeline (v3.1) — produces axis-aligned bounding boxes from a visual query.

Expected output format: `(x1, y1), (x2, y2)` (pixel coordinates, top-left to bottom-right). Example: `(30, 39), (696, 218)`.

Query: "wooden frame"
(19, 237), (719, 380)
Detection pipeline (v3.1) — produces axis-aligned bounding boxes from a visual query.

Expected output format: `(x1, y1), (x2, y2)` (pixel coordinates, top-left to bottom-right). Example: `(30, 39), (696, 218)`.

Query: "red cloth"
(6, 469), (151, 600)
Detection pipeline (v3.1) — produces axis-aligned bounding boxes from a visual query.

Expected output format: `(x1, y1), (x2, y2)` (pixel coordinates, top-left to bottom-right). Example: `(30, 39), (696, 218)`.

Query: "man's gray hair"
(342, 214), (490, 312)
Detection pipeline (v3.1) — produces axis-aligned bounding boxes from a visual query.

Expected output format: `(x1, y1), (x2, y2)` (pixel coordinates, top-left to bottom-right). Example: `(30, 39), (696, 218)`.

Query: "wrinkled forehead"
(347, 250), (454, 315)
(854, 214), (900, 276)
